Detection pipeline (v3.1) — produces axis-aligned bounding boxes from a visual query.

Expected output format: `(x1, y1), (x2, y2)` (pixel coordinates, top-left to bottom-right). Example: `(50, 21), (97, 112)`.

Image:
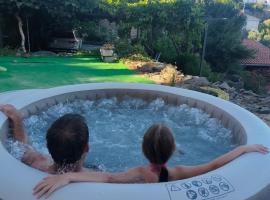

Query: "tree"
(0, 1), (41, 52)
(101, 0), (204, 61)
(204, 1), (253, 73)
(247, 19), (270, 48)
(0, 16), (3, 48)
(0, 0), (99, 52)
(258, 19), (270, 47)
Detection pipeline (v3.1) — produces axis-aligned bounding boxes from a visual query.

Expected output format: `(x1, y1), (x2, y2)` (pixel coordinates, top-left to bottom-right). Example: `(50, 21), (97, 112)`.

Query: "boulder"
(219, 82), (232, 91)
(139, 62), (166, 73)
(262, 96), (270, 104)
(257, 107), (270, 114)
(0, 66), (7, 72)
(184, 76), (210, 87)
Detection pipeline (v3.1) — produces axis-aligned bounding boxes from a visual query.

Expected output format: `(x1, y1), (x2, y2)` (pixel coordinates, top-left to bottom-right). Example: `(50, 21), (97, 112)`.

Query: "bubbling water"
(6, 97), (237, 172)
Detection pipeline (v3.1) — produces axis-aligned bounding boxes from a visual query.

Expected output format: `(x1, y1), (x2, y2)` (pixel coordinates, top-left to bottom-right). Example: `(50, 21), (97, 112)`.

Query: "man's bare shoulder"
(22, 150), (53, 173)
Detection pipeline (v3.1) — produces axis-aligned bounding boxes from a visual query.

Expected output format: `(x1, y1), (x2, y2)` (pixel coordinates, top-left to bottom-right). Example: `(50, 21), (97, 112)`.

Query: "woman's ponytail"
(159, 166), (169, 182)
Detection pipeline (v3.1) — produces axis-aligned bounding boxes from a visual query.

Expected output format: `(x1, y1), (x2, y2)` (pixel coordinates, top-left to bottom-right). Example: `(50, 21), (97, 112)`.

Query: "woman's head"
(142, 124), (176, 165)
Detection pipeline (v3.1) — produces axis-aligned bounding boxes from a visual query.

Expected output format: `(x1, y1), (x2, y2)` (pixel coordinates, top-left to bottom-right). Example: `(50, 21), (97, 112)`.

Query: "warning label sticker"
(166, 175), (235, 200)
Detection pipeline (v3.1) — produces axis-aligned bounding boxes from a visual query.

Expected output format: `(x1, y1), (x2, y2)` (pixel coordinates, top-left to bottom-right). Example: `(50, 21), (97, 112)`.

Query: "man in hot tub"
(0, 104), (91, 174)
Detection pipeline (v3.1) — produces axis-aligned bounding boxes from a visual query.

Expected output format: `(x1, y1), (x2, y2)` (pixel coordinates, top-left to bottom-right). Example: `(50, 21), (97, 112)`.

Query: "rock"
(239, 88), (245, 93)
(219, 82), (231, 91)
(243, 90), (258, 97)
(0, 66), (7, 72)
(262, 97), (270, 104)
(213, 81), (222, 87)
(16, 52), (22, 56)
(184, 76), (210, 87)
(257, 107), (270, 114)
(139, 62), (166, 73)
(227, 80), (244, 90)
(182, 75), (193, 82)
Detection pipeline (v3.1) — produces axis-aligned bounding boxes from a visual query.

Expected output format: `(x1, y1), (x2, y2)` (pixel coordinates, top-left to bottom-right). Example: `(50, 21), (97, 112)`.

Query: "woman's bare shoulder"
(168, 166), (187, 181)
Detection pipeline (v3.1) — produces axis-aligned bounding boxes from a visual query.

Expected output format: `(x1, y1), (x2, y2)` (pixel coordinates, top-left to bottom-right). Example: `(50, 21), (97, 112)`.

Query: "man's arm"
(0, 104), (27, 143)
(0, 104), (51, 171)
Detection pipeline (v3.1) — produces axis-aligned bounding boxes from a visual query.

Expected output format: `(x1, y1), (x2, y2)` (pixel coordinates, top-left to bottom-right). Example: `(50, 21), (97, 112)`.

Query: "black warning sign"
(165, 175), (235, 200)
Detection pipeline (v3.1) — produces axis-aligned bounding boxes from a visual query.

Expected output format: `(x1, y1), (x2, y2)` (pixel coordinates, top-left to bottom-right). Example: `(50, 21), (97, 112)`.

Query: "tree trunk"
(15, 14), (26, 53)
(0, 17), (3, 48)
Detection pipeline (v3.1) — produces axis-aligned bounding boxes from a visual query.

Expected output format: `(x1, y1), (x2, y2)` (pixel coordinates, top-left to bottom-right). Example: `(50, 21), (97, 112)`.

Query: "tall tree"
(0, 1), (41, 52)
(101, 0), (204, 59)
(0, 0), (99, 52)
(204, 1), (253, 72)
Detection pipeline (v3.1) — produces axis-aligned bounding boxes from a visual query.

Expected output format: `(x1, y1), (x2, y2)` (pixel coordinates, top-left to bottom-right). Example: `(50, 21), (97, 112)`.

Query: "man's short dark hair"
(46, 113), (89, 166)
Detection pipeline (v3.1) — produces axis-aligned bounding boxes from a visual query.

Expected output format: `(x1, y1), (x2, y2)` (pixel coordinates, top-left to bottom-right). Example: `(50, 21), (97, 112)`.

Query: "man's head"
(46, 114), (89, 168)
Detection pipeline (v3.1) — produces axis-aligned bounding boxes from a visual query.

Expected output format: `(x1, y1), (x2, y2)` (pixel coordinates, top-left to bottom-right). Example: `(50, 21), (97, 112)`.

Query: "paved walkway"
(81, 44), (102, 51)
(245, 14), (260, 31)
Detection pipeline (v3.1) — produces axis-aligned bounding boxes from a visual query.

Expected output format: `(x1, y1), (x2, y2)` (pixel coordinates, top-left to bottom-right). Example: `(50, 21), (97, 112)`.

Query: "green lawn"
(0, 56), (153, 92)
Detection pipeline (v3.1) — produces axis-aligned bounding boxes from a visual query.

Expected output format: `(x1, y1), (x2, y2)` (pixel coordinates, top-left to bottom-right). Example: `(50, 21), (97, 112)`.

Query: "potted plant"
(100, 44), (114, 57)
(100, 44), (117, 62)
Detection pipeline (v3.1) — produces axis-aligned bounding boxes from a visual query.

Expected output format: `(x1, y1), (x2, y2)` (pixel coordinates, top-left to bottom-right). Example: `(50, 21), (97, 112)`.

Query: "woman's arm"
(33, 167), (147, 199)
(173, 144), (268, 180)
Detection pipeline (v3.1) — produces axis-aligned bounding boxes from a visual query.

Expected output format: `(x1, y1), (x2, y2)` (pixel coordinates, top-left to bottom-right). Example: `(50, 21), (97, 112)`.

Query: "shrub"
(240, 70), (267, 93)
(153, 36), (178, 63)
(196, 86), (230, 100)
(176, 54), (222, 82)
(115, 40), (134, 58)
(245, 3), (265, 12)
(248, 31), (261, 41)
(76, 21), (117, 43)
(0, 47), (17, 56)
(115, 40), (147, 58)
(75, 49), (101, 57)
(160, 65), (178, 86)
(122, 54), (152, 62)
(176, 54), (212, 76)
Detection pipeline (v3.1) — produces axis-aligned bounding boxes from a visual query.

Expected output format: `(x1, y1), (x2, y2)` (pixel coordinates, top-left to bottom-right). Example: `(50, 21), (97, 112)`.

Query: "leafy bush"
(246, 3), (265, 12)
(114, 40), (134, 58)
(196, 86), (230, 100)
(122, 54), (152, 62)
(132, 44), (147, 56)
(240, 71), (267, 93)
(75, 21), (117, 43)
(177, 54), (218, 78)
(115, 40), (147, 58)
(248, 31), (261, 41)
(75, 49), (101, 57)
(0, 47), (17, 56)
(153, 36), (178, 63)
(160, 65), (178, 86)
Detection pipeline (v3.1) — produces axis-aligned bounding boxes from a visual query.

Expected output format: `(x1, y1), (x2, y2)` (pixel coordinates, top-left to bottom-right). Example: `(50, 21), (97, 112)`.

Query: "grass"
(0, 56), (153, 92)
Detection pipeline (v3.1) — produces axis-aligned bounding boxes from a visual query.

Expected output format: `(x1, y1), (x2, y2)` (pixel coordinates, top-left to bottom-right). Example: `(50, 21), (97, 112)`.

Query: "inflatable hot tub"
(0, 83), (270, 200)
